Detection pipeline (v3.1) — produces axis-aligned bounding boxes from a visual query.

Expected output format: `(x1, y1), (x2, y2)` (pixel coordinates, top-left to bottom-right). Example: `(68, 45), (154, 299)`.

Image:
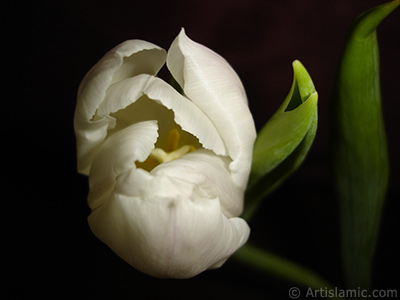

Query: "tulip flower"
(74, 29), (256, 278)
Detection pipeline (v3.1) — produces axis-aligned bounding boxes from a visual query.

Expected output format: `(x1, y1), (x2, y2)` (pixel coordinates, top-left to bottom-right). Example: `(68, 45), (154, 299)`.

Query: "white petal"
(88, 120), (158, 210)
(143, 77), (227, 156)
(77, 40), (166, 121)
(96, 73), (150, 118)
(88, 177), (250, 279)
(75, 40), (166, 174)
(150, 149), (243, 217)
(74, 112), (115, 175)
(98, 75), (227, 156)
(166, 29), (256, 190)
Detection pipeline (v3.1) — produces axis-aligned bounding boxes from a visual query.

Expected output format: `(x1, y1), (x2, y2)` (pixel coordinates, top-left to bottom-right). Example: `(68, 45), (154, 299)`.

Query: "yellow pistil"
(166, 128), (180, 152)
(135, 128), (196, 171)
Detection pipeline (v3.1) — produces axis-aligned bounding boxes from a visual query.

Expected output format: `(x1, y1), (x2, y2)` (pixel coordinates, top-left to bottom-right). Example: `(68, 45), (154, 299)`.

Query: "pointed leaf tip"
(350, 0), (399, 40)
(292, 60), (316, 102)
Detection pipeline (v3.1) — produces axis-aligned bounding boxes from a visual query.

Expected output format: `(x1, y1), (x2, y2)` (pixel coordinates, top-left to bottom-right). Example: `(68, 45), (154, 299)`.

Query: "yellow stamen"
(150, 145), (192, 164)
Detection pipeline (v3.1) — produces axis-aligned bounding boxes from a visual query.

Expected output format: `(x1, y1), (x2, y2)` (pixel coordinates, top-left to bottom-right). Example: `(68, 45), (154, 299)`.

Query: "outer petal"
(88, 151), (250, 278)
(75, 40), (166, 175)
(166, 29), (256, 190)
(149, 149), (243, 217)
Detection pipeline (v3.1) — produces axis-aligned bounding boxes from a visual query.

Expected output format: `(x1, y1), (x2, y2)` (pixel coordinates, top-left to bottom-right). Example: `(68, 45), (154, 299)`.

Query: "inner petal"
(110, 96), (201, 150)
(136, 127), (197, 171)
(101, 75), (228, 173)
(99, 75), (226, 158)
(109, 96), (200, 172)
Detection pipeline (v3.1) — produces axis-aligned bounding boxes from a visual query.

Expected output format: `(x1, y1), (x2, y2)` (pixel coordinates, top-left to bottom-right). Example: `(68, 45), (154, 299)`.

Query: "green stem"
(233, 243), (342, 300)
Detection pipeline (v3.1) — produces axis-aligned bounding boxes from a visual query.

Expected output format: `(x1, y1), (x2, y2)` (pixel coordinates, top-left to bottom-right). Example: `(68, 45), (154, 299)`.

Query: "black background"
(8, 0), (399, 299)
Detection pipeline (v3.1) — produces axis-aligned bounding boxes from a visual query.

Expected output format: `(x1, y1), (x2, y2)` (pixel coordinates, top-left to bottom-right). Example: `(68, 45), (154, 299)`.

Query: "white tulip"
(74, 29), (256, 278)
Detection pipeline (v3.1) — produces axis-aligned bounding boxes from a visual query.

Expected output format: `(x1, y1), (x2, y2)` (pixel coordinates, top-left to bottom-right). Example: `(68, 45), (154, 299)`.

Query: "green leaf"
(243, 60), (318, 220)
(331, 0), (398, 291)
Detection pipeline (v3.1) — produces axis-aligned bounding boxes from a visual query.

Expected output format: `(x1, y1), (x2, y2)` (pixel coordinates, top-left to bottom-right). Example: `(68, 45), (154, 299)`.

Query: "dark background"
(8, 0), (399, 299)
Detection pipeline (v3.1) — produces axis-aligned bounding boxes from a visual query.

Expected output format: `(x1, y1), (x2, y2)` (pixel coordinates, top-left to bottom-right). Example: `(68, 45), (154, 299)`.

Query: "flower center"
(136, 128), (195, 171)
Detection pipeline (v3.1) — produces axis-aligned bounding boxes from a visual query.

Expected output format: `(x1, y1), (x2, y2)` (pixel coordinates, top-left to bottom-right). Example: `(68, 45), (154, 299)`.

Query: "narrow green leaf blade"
(331, 0), (398, 290)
